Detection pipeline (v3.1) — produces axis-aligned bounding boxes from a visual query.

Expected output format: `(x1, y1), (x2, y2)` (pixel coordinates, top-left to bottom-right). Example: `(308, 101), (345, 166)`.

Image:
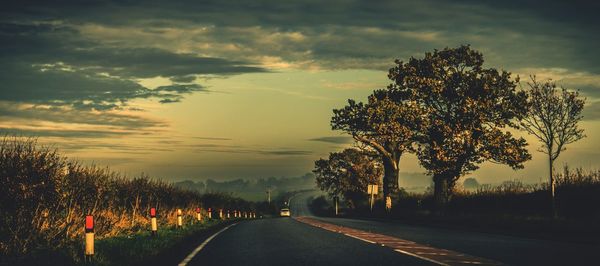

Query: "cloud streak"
(308, 136), (353, 144)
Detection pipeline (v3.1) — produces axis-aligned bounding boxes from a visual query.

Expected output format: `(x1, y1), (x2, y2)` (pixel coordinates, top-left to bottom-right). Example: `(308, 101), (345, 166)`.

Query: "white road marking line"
(178, 223), (238, 266)
(343, 233), (377, 244)
(394, 249), (450, 266)
(416, 252), (449, 256)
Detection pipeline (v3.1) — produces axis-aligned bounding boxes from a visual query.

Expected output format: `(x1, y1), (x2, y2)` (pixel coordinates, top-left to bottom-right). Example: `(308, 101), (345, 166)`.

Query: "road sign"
(367, 184), (378, 194)
(367, 184), (378, 212)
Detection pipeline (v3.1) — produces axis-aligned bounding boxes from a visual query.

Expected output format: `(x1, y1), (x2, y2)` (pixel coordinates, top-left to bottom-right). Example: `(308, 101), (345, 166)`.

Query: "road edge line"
(343, 233), (376, 244)
(393, 248), (450, 266)
(178, 222), (238, 266)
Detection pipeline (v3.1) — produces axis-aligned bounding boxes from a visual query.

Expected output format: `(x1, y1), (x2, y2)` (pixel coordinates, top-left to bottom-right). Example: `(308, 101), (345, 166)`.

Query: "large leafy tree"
(387, 45), (532, 207)
(332, 91), (422, 210)
(313, 148), (383, 209)
(520, 77), (585, 216)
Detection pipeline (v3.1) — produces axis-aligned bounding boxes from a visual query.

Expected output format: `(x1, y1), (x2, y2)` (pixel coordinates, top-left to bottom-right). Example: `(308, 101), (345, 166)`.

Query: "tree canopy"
(313, 148), (383, 209)
(332, 88), (423, 209)
(387, 45), (531, 206)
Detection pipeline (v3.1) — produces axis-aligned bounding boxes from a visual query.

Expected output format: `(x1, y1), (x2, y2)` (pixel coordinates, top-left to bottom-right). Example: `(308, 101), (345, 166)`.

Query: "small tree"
(520, 77), (586, 216)
(332, 91), (422, 210)
(313, 149), (383, 209)
(463, 177), (480, 190)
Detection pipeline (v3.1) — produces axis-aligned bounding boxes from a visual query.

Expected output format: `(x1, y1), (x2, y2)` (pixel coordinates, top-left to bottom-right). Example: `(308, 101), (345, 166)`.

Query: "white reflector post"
(208, 208), (212, 219)
(196, 207), (202, 222)
(84, 215), (94, 257)
(150, 207), (157, 236)
(177, 209), (183, 228)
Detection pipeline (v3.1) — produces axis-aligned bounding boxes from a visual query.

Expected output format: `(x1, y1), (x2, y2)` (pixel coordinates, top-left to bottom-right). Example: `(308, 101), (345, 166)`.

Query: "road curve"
(185, 217), (434, 265)
(177, 191), (600, 265)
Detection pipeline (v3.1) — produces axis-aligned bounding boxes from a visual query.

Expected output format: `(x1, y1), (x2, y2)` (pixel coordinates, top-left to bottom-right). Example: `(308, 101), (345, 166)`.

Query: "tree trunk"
(433, 173), (452, 211)
(549, 155), (557, 218)
(382, 155), (400, 212)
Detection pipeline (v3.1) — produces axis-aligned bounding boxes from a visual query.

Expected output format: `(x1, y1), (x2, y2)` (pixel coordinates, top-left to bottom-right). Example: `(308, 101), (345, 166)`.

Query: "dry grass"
(0, 137), (250, 263)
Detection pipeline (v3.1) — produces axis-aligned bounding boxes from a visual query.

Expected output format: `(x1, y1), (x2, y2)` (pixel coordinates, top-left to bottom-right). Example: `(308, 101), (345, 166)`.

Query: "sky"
(1, 0), (600, 187)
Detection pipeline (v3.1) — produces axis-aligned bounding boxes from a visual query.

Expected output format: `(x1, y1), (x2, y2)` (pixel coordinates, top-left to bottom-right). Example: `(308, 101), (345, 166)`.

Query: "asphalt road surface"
(182, 191), (600, 266)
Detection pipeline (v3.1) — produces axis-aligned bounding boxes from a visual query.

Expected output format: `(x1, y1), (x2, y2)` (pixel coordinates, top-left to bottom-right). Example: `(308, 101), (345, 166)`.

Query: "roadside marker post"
(150, 207), (158, 236)
(334, 196), (339, 216)
(367, 184), (378, 212)
(227, 210), (230, 219)
(207, 208), (212, 219)
(195, 207), (202, 222)
(177, 209), (183, 228)
(84, 215), (94, 261)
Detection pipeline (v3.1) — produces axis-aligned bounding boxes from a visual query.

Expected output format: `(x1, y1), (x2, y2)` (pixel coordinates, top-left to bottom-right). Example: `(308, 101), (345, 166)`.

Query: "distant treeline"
(174, 173), (316, 201)
(0, 137), (256, 263)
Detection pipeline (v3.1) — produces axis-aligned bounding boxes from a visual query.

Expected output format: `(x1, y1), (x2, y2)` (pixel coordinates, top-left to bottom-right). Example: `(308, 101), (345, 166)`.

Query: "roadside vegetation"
(314, 45), (595, 240)
(311, 166), (600, 242)
(0, 137), (257, 265)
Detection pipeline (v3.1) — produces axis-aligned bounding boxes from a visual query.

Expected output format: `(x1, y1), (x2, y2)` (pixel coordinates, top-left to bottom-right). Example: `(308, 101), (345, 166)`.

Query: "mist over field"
(174, 174), (317, 201)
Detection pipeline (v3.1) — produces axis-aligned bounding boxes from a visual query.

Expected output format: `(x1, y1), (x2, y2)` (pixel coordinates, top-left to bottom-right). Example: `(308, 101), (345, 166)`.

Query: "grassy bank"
(0, 137), (257, 264)
(11, 219), (234, 266)
(91, 219), (229, 266)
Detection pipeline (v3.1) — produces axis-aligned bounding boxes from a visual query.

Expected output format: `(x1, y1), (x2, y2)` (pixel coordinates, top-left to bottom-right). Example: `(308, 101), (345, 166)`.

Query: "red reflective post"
(84, 215), (94, 260)
(150, 208), (157, 236)
(195, 207), (202, 222)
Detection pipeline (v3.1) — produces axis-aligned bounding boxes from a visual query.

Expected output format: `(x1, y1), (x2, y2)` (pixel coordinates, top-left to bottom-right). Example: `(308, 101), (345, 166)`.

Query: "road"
(182, 191), (600, 266)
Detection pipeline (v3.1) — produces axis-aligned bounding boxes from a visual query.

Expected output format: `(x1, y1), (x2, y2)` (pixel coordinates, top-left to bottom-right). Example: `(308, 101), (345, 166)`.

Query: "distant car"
(280, 208), (291, 217)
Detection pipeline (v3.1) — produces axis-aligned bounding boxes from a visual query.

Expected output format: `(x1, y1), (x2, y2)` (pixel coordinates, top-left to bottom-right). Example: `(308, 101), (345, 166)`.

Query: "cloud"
(3, 1), (599, 75)
(3, 0), (595, 74)
(0, 127), (131, 138)
(193, 137), (232, 141)
(0, 101), (165, 129)
(159, 98), (180, 104)
(170, 75), (197, 83)
(308, 136), (353, 144)
(259, 150), (312, 156)
(0, 22), (266, 113)
(155, 84), (206, 94)
(190, 143), (312, 156)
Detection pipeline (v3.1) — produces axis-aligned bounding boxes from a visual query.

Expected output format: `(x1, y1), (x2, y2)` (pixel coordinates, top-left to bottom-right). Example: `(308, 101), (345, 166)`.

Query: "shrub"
(0, 137), (254, 263)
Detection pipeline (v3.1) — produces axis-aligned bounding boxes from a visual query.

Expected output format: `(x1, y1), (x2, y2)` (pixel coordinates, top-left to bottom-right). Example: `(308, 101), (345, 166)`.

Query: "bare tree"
(521, 77), (586, 217)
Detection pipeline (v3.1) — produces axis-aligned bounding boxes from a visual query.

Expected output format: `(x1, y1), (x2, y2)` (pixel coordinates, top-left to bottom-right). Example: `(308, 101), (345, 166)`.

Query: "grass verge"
(84, 219), (233, 266)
